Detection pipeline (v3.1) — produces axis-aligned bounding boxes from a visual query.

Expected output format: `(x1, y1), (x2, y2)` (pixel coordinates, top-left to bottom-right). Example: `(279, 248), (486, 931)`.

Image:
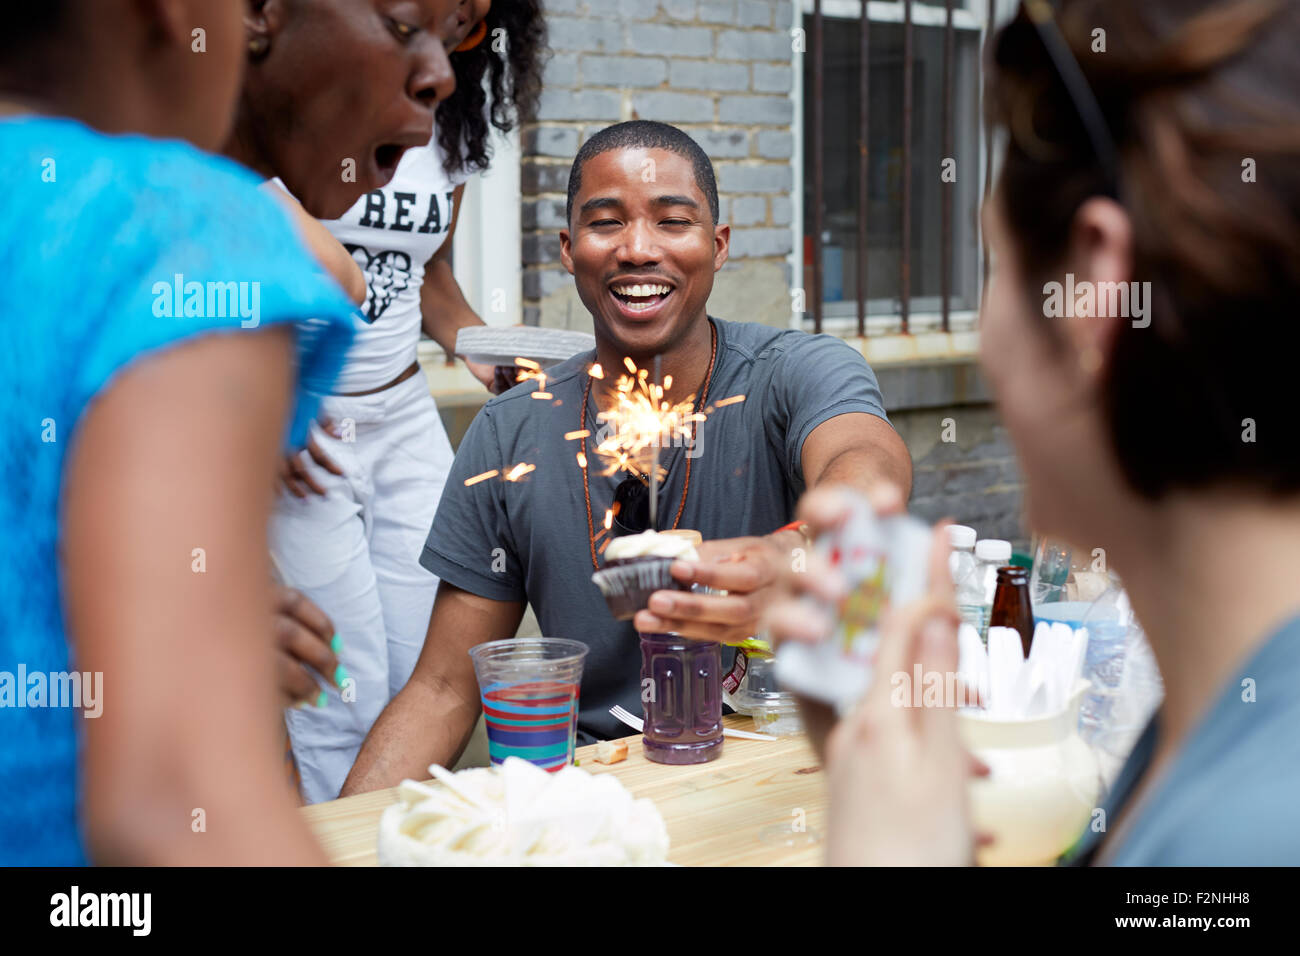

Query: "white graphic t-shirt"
(322, 136), (472, 392)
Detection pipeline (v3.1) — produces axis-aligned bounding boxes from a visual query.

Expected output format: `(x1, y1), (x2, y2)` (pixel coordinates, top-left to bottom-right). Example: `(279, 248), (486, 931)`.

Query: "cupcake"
(592, 529), (701, 621)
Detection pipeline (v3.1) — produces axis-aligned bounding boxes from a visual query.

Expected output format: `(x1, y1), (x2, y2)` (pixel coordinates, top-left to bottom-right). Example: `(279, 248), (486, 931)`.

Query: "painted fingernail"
(334, 664), (349, 688)
(330, 633), (343, 654)
(315, 690), (328, 708)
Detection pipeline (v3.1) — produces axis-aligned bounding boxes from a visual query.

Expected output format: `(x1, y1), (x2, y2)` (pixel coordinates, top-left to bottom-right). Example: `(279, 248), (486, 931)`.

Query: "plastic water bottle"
(1103, 624), (1164, 784)
(968, 538), (1012, 642)
(947, 524), (977, 584)
(1077, 574), (1165, 787)
(1030, 536), (1073, 606)
(1078, 573), (1136, 745)
(949, 525), (981, 634)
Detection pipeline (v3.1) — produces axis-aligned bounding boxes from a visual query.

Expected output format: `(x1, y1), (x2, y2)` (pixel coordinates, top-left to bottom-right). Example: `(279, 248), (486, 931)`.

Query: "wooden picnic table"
(301, 714), (829, 866)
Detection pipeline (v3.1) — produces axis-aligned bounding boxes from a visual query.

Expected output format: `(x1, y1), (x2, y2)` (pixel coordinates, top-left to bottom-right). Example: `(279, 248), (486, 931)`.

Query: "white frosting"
(604, 530), (699, 563)
(376, 757), (670, 866)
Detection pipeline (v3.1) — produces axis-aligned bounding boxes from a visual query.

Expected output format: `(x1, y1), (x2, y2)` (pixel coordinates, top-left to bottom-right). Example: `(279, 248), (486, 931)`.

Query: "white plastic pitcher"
(959, 681), (1101, 866)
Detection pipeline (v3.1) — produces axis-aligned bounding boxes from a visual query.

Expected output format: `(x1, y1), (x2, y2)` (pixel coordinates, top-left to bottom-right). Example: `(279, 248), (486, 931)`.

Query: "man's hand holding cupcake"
(631, 483), (907, 643)
(631, 533), (793, 643)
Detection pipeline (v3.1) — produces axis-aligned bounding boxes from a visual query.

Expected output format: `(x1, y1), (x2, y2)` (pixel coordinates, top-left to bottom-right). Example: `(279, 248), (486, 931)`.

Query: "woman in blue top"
(0, 0), (457, 865)
(768, 0), (1300, 865)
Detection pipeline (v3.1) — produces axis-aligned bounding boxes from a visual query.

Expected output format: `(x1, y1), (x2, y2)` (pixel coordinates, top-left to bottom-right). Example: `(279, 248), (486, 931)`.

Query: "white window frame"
(790, 0), (995, 336)
(451, 125), (523, 327)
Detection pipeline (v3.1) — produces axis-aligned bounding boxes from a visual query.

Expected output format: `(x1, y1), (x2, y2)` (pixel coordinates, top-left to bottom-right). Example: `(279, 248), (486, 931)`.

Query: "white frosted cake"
(376, 757), (670, 867)
(603, 529), (701, 563)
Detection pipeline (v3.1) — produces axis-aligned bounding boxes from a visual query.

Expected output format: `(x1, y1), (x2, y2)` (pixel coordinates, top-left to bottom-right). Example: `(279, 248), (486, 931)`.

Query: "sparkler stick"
(577, 356), (743, 540)
(649, 355), (661, 530)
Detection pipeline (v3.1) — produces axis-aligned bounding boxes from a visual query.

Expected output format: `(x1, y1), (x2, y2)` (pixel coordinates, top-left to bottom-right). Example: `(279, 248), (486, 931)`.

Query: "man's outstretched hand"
(631, 483), (906, 644)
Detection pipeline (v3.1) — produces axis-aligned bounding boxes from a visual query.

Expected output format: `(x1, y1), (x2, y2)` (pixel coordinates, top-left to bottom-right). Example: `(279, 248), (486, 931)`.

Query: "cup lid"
(947, 525), (977, 550)
(976, 539), (1012, 562)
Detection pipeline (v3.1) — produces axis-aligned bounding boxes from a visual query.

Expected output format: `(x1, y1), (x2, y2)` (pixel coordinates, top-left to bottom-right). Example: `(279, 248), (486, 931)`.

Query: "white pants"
(272, 369), (453, 804)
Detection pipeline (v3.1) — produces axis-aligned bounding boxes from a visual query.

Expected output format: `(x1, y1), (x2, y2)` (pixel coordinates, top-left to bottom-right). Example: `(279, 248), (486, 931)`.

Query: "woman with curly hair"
(272, 0), (549, 804)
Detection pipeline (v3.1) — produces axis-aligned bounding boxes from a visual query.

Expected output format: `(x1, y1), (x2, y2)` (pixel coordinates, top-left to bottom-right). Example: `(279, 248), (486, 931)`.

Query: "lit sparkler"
(463, 462), (536, 486)
(584, 359), (699, 482)
(564, 354), (746, 530)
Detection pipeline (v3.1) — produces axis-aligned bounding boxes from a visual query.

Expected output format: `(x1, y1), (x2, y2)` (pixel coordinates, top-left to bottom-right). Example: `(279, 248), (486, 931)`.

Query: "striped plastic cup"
(469, 638), (588, 772)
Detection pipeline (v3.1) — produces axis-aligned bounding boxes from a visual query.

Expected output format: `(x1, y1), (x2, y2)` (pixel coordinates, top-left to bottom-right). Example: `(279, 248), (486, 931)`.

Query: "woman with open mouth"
(268, 0), (550, 804)
(225, 0), (461, 221)
(221, 0), (467, 307)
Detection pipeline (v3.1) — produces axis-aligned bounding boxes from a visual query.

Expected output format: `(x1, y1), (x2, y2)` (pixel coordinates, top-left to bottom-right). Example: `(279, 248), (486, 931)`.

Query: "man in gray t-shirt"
(420, 317), (891, 743)
(341, 121), (911, 793)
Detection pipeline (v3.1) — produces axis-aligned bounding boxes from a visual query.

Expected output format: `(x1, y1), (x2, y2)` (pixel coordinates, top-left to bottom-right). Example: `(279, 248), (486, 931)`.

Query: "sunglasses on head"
(1015, 0), (1122, 198)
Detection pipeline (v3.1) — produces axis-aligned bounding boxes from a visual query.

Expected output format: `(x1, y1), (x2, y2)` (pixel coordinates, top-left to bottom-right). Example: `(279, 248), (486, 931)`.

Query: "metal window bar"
(900, 0), (913, 333)
(941, 0), (955, 332)
(808, 1), (965, 336)
(982, 0), (996, 290)
(812, 0), (826, 334)
(857, 1), (870, 338)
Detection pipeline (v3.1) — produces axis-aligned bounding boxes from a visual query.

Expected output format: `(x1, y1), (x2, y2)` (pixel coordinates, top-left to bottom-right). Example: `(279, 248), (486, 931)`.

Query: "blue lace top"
(0, 116), (355, 864)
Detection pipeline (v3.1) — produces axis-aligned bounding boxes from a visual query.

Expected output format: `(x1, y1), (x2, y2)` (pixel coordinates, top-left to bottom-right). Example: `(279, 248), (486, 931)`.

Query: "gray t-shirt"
(420, 317), (889, 742)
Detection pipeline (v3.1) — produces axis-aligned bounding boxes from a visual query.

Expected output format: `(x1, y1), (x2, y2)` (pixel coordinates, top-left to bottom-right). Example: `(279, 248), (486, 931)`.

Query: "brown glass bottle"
(989, 566), (1035, 658)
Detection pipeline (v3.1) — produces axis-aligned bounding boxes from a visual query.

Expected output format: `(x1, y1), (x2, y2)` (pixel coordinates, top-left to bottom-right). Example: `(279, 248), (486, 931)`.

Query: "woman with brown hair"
(771, 0), (1300, 865)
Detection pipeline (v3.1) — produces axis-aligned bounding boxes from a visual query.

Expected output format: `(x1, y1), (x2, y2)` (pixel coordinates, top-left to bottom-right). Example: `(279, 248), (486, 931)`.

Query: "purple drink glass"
(639, 633), (723, 764)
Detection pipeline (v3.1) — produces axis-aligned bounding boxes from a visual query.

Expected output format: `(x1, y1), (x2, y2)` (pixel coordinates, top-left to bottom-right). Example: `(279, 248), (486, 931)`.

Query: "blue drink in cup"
(469, 638), (588, 772)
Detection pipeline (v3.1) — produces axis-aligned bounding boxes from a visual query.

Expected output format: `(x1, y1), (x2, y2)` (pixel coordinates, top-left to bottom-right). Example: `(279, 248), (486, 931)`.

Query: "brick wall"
(522, 0), (798, 331)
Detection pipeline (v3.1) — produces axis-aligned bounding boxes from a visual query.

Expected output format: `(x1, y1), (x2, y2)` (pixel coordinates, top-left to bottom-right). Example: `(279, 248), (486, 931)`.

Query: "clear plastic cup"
(468, 638), (588, 772)
(732, 654), (804, 737)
